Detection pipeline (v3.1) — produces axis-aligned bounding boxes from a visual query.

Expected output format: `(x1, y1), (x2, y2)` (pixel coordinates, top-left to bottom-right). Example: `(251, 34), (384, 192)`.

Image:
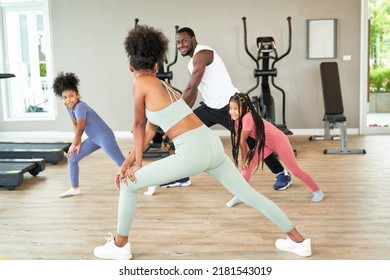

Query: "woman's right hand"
(114, 172), (122, 191)
(115, 165), (129, 191)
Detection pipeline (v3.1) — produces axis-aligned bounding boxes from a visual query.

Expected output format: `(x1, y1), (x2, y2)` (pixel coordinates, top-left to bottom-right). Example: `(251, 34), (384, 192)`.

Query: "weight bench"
(309, 62), (366, 154)
(0, 160), (44, 190)
(0, 142), (71, 164)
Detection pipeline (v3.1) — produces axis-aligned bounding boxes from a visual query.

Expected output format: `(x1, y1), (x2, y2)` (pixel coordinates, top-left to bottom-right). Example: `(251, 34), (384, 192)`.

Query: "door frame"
(360, 0), (390, 135)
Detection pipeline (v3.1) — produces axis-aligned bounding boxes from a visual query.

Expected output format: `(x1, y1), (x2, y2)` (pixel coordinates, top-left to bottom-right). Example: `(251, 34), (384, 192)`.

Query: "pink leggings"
(242, 132), (319, 192)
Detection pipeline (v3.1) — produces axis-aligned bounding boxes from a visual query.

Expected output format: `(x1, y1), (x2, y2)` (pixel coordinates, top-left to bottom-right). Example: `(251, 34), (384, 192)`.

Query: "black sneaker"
(160, 177), (191, 188)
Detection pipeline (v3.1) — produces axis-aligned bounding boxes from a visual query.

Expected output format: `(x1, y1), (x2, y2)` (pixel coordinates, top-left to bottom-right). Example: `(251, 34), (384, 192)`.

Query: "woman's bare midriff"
(165, 113), (203, 140)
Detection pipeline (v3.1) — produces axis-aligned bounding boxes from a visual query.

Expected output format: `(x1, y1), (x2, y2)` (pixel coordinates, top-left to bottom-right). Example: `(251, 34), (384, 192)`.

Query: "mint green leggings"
(117, 125), (294, 236)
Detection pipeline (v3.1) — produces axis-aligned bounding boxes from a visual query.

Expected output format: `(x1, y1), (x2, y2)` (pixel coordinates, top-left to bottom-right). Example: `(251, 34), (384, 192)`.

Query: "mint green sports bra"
(145, 81), (193, 132)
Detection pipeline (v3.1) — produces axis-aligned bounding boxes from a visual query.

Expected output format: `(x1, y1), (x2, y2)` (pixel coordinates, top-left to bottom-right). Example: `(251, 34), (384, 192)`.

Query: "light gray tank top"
(145, 81), (193, 132)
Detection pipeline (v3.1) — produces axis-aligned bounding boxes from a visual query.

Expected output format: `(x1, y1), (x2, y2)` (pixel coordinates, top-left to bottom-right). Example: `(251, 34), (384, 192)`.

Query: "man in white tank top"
(158, 27), (291, 193)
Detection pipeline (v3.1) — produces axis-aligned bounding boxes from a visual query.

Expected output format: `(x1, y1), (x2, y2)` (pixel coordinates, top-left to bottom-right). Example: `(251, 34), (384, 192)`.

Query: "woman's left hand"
(126, 164), (141, 183)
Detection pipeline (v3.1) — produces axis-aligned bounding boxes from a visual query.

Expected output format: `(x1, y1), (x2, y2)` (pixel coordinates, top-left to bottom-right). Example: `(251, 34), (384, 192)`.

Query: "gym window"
(0, 0), (55, 121)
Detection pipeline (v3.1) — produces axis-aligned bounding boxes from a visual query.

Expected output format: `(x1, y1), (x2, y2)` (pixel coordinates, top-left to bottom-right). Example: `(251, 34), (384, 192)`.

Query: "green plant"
(369, 0), (390, 68)
(370, 67), (390, 93)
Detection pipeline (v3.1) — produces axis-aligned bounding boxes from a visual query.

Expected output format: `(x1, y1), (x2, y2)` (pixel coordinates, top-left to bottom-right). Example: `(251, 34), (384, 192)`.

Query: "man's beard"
(180, 47), (192, 57)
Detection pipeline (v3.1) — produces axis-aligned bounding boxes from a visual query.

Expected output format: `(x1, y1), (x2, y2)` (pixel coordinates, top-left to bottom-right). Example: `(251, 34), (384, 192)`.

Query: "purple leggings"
(67, 137), (125, 186)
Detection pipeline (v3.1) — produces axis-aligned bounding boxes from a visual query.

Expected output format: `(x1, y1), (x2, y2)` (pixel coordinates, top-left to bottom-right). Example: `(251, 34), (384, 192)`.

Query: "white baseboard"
(290, 128), (361, 135)
(0, 128), (361, 140)
(0, 131), (74, 140)
(0, 131), (134, 139)
(214, 128), (361, 136)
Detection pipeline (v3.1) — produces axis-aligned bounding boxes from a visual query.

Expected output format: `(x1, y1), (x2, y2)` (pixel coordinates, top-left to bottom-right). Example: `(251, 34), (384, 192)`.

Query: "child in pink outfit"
(226, 93), (324, 207)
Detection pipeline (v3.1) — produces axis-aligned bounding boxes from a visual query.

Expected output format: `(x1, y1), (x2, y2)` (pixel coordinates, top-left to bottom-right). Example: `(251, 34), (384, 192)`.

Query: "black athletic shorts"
(193, 102), (230, 129)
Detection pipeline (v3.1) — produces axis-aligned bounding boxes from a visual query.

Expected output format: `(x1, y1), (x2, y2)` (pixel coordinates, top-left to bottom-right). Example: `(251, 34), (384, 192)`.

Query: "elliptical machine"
(156, 25), (181, 94)
(146, 25), (182, 158)
(242, 16), (293, 135)
(134, 19), (181, 158)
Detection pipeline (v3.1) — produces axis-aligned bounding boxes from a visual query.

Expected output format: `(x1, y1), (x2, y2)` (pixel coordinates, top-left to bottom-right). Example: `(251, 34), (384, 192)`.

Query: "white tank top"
(188, 44), (238, 109)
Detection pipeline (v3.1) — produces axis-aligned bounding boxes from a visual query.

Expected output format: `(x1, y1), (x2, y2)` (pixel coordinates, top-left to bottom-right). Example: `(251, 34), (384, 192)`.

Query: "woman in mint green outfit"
(93, 24), (312, 260)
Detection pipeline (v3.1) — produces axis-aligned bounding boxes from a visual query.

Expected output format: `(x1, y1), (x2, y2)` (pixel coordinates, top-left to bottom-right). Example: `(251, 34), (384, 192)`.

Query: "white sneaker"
(144, 186), (156, 196)
(275, 237), (312, 257)
(94, 233), (132, 260)
(311, 190), (324, 202)
(59, 187), (81, 198)
(226, 196), (242, 207)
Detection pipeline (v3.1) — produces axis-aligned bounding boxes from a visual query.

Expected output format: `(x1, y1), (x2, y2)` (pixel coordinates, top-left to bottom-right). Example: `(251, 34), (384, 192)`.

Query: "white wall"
(0, 0), (361, 134)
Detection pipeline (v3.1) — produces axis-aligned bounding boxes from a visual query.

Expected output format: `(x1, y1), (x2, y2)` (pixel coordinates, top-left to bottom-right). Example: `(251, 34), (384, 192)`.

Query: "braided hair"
(229, 93), (266, 172)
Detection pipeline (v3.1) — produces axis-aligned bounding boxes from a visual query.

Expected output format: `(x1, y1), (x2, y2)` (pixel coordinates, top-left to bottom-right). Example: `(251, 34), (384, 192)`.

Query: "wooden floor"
(1, 134), (390, 260)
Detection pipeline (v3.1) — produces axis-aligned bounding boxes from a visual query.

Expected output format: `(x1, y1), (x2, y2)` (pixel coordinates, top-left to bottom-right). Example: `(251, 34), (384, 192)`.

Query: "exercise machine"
(242, 16), (293, 135)
(0, 141), (69, 189)
(155, 25), (182, 94)
(0, 142), (71, 164)
(0, 158), (45, 175)
(134, 19), (181, 158)
(309, 62), (366, 154)
(0, 73), (71, 190)
(1, 74), (71, 163)
(0, 158), (45, 190)
(145, 25), (182, 157)
(0, 162), (38, 190)
(0, 73), (15, 79)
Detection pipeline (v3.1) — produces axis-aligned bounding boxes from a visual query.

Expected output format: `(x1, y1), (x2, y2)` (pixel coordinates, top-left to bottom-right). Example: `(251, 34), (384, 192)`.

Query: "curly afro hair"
(124, 24), (168, 70)
(52, 72), (80, 97)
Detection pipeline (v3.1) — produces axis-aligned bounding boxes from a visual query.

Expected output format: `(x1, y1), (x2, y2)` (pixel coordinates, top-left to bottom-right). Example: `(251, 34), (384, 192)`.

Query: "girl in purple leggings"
(52, 72), (125, 198)
(226, 93), (324, 207)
